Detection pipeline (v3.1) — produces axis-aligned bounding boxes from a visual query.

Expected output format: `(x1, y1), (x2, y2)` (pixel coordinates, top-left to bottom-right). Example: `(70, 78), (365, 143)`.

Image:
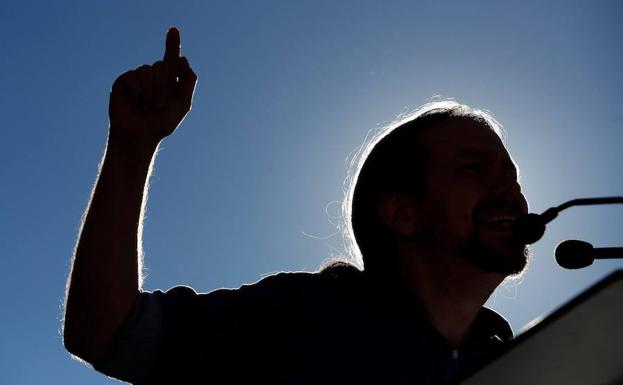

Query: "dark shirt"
(95, 265), (512, 384)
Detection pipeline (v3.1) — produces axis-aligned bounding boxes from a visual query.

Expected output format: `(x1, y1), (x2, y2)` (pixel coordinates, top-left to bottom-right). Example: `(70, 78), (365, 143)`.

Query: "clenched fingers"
(110, 28), (196, 115)
(152, 60), (169, 109)
(111, 69), (141, 101)
(135, 65), (153, 108)
(112, 61), (181, 111)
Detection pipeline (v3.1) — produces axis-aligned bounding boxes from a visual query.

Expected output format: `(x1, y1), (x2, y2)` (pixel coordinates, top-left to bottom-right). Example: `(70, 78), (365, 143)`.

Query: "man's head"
(346, 101), (529, 279)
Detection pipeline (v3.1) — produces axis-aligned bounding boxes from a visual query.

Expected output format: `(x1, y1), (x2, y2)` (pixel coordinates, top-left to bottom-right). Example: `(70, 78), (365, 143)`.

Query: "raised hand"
(108, 27), (197, 151)
(65, 27), (197, 366)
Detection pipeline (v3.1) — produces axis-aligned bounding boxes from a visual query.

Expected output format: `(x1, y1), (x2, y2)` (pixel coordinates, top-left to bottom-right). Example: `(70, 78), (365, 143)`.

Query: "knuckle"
(112, 71), (132, 91)
(116, 70), (134, 82)
(135, 64), (151, 73)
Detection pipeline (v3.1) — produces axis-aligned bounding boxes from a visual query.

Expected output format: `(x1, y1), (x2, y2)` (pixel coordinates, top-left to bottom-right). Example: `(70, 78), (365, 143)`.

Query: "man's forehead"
(419, 118), (506, 152)
(419, 117), (517, 167)
(454, 147), (519, 171)
(454, 148), (503, 161)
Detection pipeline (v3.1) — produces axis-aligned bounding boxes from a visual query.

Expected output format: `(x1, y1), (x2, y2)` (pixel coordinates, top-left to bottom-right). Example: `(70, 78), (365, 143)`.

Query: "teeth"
(482, 215), (517, 225)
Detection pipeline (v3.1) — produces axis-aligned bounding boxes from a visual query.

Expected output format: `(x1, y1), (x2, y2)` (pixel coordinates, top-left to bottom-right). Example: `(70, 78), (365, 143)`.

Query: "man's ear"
(377, 193), (420, 237)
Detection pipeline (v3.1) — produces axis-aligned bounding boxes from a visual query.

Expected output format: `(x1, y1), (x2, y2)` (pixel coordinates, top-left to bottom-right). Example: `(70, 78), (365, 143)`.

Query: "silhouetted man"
(64, 28), (529, 384)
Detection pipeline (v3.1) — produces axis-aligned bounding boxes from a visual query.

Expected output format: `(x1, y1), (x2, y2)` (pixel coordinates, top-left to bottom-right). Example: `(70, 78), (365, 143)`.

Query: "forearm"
(64, 135), (158, 363)
(63, 27), (196, 364)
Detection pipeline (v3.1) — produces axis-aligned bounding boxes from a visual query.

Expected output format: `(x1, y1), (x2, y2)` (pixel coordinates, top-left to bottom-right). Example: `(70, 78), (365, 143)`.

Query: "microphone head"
(555, 240), (595, 269)
(512, 213), (545, 244)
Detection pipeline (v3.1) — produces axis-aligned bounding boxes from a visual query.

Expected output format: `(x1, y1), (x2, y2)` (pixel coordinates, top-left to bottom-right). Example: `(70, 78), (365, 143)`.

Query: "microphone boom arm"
(555, 196), (623, 212)
(514, 196), (623, 245)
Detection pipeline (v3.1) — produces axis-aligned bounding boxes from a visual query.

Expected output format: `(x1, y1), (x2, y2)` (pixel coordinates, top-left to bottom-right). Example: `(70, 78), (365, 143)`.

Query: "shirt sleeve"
(92, 272), (316, 384)
(90, 282), (261, 384)
(93, 290), (166, 384)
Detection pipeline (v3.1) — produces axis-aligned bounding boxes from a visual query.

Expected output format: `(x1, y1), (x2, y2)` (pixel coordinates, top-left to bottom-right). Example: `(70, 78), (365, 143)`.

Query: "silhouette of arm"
(63, 27), (197, 364)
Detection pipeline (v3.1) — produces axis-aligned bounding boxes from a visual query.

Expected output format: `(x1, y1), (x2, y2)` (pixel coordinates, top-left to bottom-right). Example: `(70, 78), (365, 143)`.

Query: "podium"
(459, 270), (623, 385)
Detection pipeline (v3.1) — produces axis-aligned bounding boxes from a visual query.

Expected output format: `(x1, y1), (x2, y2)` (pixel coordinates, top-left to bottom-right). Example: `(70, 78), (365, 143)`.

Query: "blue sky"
(1, 1), (622, 383)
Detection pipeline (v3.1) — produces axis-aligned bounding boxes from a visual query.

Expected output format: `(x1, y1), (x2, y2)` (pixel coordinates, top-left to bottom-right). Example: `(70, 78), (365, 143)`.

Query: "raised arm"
(63, 28), (197, 363)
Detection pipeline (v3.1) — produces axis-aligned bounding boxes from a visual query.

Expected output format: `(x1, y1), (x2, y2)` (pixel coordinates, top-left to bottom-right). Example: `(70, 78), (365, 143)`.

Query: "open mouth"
(478, 213), (518, 231)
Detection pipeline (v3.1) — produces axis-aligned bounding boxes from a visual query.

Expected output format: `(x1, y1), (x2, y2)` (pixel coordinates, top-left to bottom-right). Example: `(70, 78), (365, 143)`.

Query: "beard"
(414, 219), (531, 277)
(459, 229), (531, 277)
(411, 195), (531, 277)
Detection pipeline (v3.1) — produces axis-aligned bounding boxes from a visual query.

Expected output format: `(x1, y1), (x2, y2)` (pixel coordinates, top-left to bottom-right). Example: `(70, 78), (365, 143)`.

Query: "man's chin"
(503, 247), (531, 278)
(461, 239), (530, 277)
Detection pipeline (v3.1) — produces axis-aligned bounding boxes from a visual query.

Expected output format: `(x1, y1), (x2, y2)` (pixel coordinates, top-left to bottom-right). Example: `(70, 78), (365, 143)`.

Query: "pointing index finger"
(164, 27), (181, 63)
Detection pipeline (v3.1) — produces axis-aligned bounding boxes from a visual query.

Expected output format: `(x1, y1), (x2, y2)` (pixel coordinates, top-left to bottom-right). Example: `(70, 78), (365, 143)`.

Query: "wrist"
(106, 131), (160, 165)
(104, 143), (158, 182)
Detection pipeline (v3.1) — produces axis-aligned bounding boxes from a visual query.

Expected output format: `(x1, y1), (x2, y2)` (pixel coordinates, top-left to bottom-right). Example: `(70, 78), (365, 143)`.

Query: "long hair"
(340, 100), (504, 277)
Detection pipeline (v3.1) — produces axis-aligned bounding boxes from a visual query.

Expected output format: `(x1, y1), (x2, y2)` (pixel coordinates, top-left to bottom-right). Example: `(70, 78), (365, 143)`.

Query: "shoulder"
(234, 263), (363, 305)
(213, 262), (363, 296)
(157, 264), (362, 316)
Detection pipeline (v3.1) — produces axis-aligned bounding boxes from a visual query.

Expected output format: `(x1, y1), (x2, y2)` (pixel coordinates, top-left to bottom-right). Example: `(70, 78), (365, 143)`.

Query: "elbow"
(62, 319), (107, 364)
(62, 323), (90, 362)
(63, 337), (89, 363)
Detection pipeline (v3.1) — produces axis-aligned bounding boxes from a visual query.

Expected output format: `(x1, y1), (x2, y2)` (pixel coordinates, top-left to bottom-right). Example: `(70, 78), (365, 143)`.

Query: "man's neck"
(398, 248), (505, 348)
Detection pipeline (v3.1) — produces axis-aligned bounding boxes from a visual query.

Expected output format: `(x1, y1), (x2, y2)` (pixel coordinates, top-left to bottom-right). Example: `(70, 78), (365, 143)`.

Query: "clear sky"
(1, 1), (622, 384)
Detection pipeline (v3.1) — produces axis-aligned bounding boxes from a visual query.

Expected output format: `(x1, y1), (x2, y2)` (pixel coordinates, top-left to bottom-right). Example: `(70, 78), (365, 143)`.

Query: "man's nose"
(492, 173), (528, 213)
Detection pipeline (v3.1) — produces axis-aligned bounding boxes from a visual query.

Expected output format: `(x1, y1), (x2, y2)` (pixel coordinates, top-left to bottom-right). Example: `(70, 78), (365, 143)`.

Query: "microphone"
(512, 209), (557, 245)
(555, 240), (623, 269)
(512, 196), (623, 245)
